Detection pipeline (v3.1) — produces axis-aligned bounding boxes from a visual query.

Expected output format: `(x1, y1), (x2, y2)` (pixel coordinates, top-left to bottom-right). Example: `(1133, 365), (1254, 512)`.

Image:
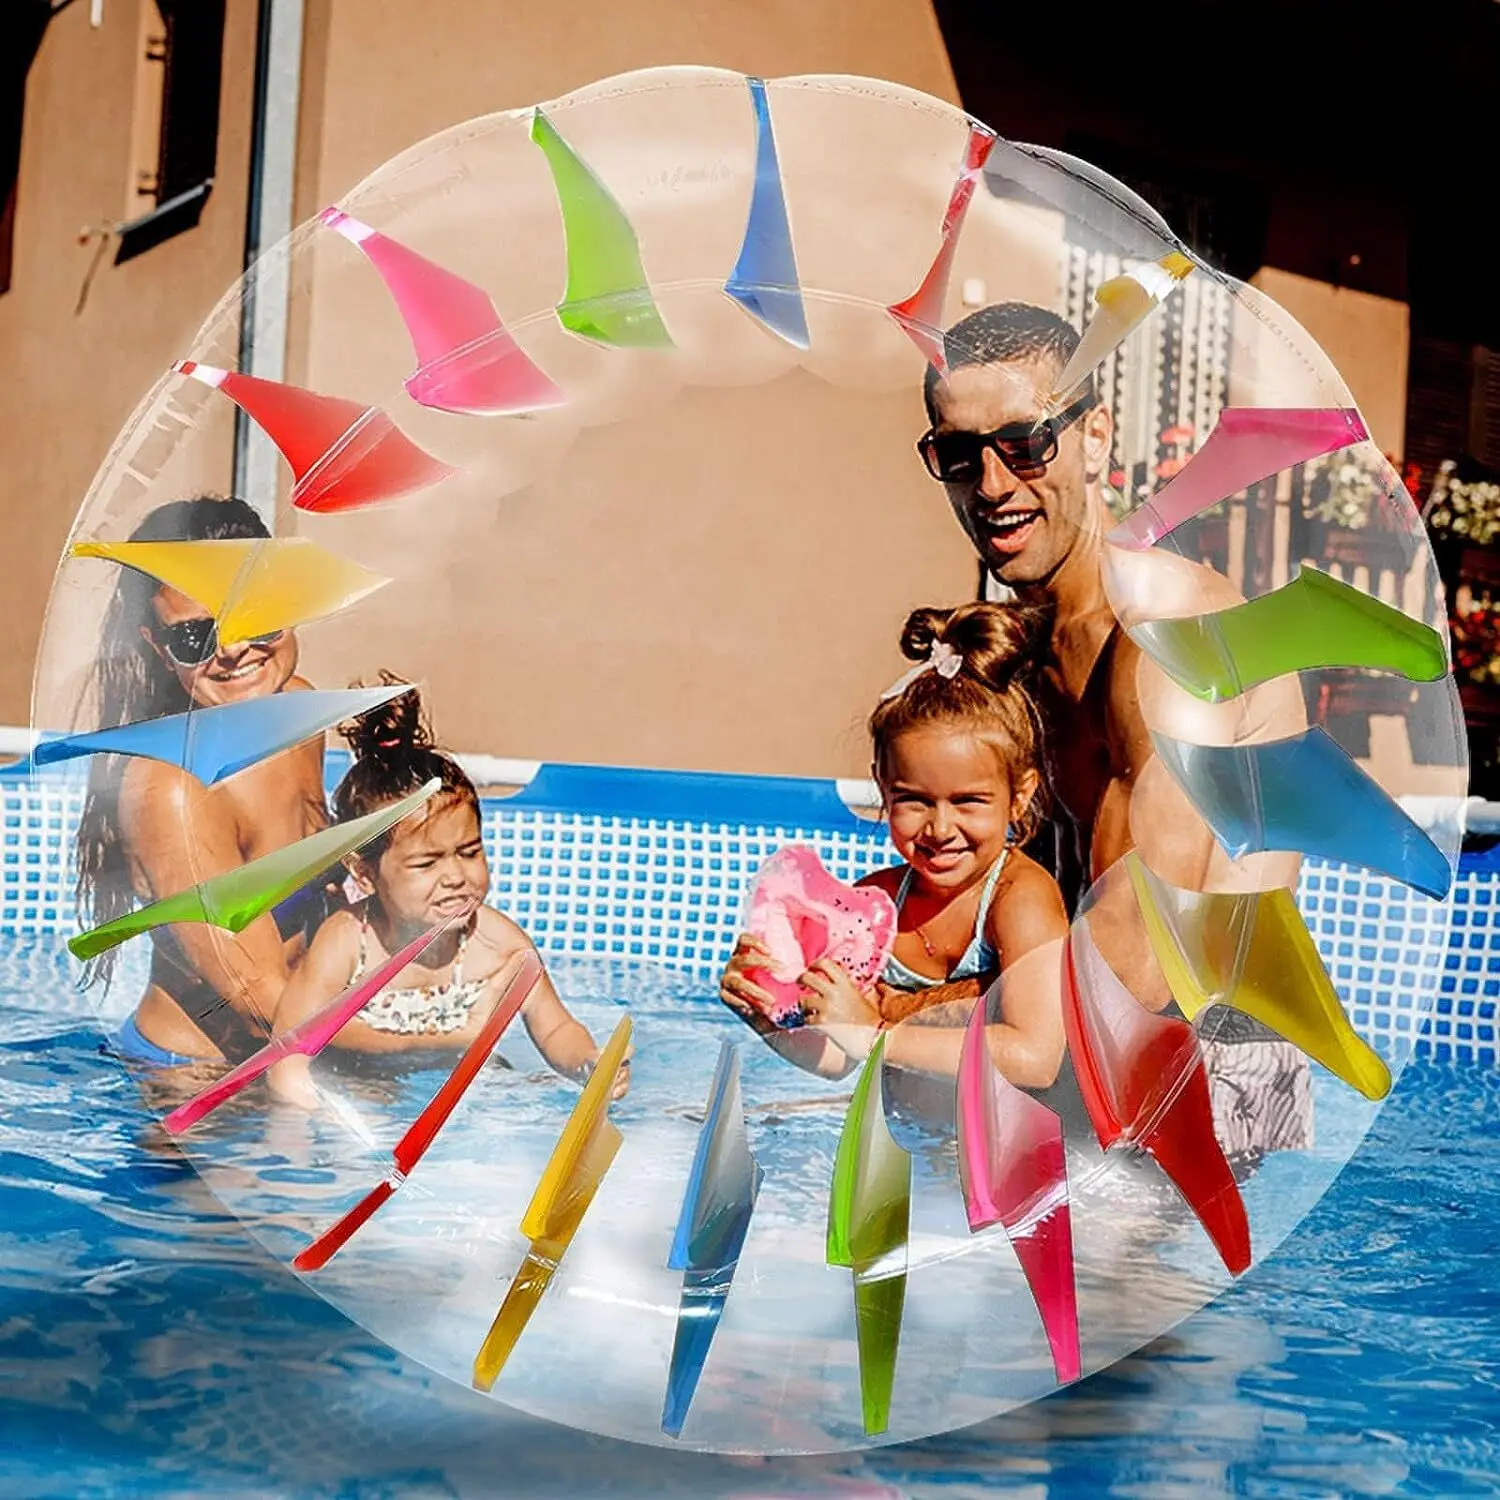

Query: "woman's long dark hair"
(75, 496), (270, 987)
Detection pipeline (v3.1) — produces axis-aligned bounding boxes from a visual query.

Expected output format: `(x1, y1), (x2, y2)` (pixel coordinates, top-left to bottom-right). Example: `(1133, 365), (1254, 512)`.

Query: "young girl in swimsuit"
(719, 603), (1069, 1089)
(267, 679), (626, 1106)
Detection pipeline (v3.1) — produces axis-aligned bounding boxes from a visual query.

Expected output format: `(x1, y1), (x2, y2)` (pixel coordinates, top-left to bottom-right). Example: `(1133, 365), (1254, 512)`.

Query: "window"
(114, 0), (226, 265)
(0, 0), (55, 295)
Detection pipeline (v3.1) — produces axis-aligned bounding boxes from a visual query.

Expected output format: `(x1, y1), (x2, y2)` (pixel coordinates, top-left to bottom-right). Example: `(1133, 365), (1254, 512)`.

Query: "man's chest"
(1035, 676), (1113, 828)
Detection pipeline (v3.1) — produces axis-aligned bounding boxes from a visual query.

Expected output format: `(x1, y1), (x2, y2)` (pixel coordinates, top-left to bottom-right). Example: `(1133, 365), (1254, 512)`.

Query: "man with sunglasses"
(918, 301), (1312, 1165)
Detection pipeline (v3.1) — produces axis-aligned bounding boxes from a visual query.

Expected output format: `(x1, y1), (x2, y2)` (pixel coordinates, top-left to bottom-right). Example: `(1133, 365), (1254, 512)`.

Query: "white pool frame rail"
(0, 726), (1490, 833)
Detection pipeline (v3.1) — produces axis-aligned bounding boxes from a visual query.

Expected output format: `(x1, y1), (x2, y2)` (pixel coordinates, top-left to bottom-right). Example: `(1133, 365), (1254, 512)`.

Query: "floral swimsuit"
(354, 917), (491, 1036)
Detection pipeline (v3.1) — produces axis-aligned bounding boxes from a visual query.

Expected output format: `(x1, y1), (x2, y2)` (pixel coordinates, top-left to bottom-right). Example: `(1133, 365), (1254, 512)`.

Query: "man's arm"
(874, 973), (988, 1022)
(1099, 547), (1308, 889)
(1087, 558), (1309, 1006)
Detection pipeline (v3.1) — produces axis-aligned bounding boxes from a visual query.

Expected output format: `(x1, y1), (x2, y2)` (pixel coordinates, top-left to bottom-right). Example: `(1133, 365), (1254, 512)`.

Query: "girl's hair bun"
(332, 672), (479, 856)
(339, 671), (429, 762)
(898, 602), (1048, 692)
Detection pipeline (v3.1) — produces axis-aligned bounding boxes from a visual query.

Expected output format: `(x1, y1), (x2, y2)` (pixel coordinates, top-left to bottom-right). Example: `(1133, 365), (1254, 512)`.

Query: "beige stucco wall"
(11, 1), (994, 779)
(0, 0), (259, 730)
(292, 0), (960, 228)
(278, 5), (973, 775)
(1246, 267), (1410, 461)
(9, 3), (1431, 785)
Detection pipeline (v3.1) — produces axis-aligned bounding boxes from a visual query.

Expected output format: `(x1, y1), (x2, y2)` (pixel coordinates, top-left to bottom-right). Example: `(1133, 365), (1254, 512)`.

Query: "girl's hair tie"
(879, 639), (963, 701)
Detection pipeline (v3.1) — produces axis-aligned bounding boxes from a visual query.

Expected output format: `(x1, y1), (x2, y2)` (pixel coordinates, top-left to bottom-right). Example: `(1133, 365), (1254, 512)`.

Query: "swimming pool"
(2, 760), (1497, 1486)
(1, 961), (1496, 1496)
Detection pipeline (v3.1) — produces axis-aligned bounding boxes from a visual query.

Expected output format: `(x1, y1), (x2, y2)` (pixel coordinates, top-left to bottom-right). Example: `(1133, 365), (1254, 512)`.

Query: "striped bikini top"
(881, 851), (1008, 993)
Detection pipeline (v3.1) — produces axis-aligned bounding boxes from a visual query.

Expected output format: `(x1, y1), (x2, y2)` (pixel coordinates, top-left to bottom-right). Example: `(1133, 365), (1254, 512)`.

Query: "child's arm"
(523, 968), (632, 1098)
(719, 935), (857, 1079)
(264, 915), (359, 1107)
(881, 859), (1069, 1088)
(480, 912), (630, 1098)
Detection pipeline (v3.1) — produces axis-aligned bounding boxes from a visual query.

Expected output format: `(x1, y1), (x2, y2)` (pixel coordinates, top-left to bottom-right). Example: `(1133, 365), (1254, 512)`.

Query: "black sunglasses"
(918, 391), (1097, 485)
(152, 617), (285, 668)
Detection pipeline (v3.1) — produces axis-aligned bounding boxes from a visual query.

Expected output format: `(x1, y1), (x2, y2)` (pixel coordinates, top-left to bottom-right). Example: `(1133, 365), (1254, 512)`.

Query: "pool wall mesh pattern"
(2, 766), (1488, 1067)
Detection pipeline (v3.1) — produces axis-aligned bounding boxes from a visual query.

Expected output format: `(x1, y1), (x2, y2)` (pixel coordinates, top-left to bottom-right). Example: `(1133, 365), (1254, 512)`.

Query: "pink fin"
(1063, 919), (1250, 1277)
(957, 991), (1079, 1382)
(743, 846), (898, 1026)
(176, 361), (456, 514)
(1110, 407), (1369, 550)
(887, 123), (996, 372)
(161, 918), (452, 1134)
(319, 208), (566, 417)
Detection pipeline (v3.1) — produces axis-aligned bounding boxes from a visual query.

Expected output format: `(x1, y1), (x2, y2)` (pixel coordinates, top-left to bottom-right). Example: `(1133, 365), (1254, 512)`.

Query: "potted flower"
(1292, 445), (1419, 575)
(1423, 456), (1500, 569)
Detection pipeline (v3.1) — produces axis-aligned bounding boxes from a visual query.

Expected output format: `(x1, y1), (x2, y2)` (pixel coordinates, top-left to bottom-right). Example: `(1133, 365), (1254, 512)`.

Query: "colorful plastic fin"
(887, 121), (996, 372)
(68, 779), (438, 960)
(1125, 857), (1390, 1100)
(1152, 726), (1451, 900)
(1043, 252), (1194, 415)
(473, 1016), (633, 1391)
(1110, 407), (1369, 550)
(661, 1039), (763, 1437)
(721, 78), (807, 349)
(1062, 915), (1250, 1275)
(956, 994), (1079, 1384)
(1130, 566), (1449, 703)
(70, 537), (391, 646)
(827, 1035), (911, 1436)
(33, 684), (408, 786)
(163, 916), (456, 1133)
(318, 208), (566, 416)
(175, 361), (456, 514)
(529, 109), (672, 349)
(294, 950), (542, 1271)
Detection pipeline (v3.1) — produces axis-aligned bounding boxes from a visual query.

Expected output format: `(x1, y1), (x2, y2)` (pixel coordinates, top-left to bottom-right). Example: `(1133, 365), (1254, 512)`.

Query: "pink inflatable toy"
(742, 846), (899, 1027)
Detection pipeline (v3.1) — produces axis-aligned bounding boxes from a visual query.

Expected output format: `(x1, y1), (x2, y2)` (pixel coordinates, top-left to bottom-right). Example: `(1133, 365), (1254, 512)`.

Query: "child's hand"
(718, 935), (781, 1038)
(798, 959), (879, 1029)
(798, 960), (881, 1063)
(609, 1044), (632, 1100)
(576, 1043), (632, 1099)
(266, 1053), (322, 1112)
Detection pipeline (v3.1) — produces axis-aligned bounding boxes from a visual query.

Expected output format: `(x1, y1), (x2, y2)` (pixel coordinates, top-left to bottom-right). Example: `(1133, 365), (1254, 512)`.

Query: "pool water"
(2, 943), (1498, 1496)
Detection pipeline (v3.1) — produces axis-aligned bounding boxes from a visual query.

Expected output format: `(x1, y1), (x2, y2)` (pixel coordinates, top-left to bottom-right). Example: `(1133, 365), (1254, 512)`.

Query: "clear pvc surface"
(29, 67), (1467, 1455)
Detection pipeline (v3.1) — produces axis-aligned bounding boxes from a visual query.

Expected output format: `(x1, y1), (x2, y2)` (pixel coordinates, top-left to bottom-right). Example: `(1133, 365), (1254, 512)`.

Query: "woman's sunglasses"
(152, 616), (285, 668)
(917, 391), (1097, 485)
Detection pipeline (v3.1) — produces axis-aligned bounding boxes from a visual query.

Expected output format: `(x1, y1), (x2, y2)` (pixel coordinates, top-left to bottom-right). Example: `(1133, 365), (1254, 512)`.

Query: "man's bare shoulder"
(1104, 544), (1244, 628)
(1107, 562), (1305, 748)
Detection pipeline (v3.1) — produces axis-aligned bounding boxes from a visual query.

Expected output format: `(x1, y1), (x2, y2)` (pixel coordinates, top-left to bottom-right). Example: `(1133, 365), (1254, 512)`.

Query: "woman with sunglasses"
(75, 495), (338, 1069)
